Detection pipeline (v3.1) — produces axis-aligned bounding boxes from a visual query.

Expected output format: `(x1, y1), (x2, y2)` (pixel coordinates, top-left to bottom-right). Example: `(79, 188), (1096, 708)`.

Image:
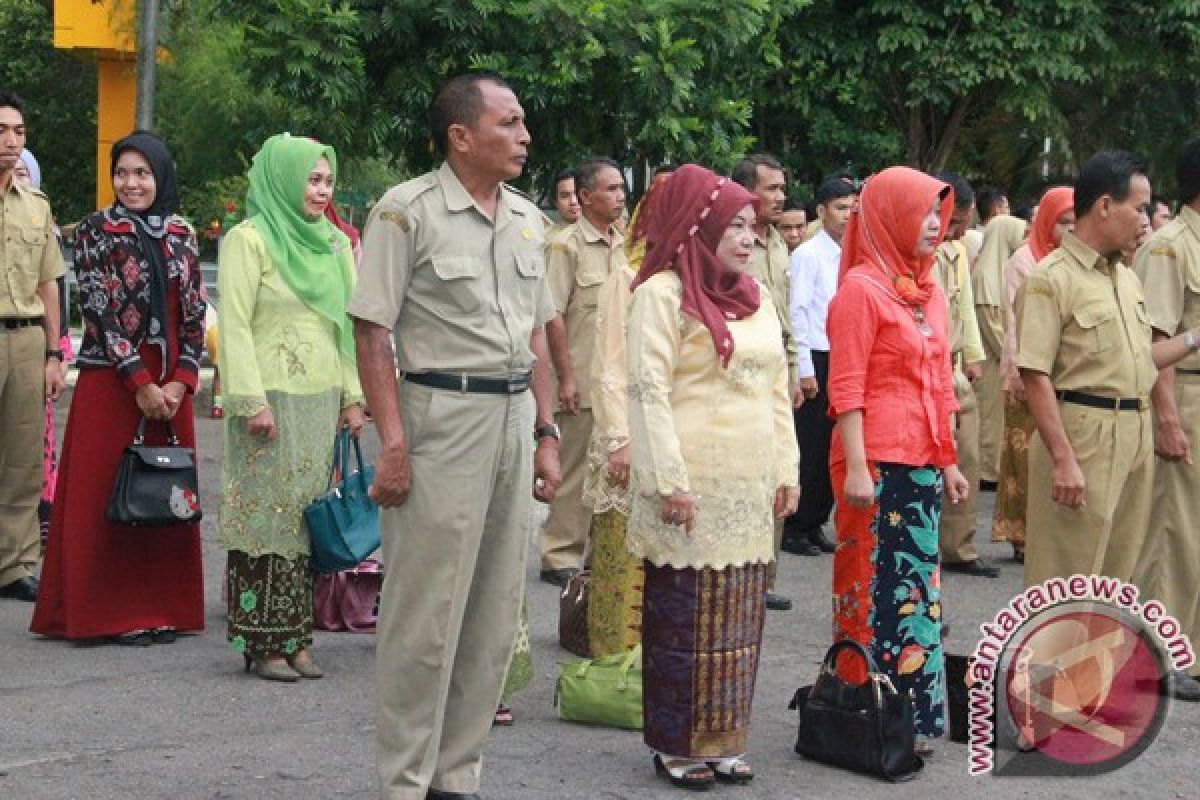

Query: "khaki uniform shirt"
(347, 162), (555, 375)
(747, 225), (797, 382)
(0, 179), (64, 317)
(1135, 205), (1200, 370)
(1016, 232), (1156, 398)
(545, 215), (625, 410)
(933, 239), (987, 370)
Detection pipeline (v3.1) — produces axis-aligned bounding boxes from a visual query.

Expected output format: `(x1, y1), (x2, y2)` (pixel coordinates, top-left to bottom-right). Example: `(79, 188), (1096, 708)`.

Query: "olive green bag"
(554, 645), (643, 730)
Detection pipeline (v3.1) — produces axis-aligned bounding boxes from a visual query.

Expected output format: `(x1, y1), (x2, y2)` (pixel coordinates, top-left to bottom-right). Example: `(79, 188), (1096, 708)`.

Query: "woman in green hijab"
(217, 133), (366, 682)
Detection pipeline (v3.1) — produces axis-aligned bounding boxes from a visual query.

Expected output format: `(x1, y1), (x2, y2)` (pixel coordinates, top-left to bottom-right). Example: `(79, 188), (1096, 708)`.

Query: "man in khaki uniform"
(974, 188), (1012, 486)
(349, 73), (562, 800)
(1016, 150), (1200, 594)
(0, 90), (64, 603)
(732, 153), (801, 611)
(932, 173), (998, 578)
(546, 168), (579, 240)
(540, 156), (626, 585)
(1132, 137), (1200, 699)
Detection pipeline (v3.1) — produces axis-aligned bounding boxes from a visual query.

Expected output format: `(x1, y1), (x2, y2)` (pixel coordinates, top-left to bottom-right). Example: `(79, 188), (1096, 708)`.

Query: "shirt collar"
(1060, 231), (1117, 272)
(438, 161), (521, 228)
(577, 214), (621, 247)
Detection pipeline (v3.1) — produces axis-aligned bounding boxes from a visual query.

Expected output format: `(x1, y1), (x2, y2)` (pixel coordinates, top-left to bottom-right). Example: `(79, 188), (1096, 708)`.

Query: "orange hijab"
(838, 166), (953, 306)
(1029, 186), (1074, 262)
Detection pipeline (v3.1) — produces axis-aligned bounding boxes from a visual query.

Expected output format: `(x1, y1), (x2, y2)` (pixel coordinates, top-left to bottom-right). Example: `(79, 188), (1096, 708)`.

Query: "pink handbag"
(314, 558), (383, 632)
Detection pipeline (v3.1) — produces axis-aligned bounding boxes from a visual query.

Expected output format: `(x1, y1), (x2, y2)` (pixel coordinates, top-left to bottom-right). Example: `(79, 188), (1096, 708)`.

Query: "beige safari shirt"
(1015, 232), (1156, 398)
(545, 215), (626, 409)
(933, 239), (987, 371)
(347, 162), (555, 375)
(747, 225), (797, 382)
(1135, 205), (1200, 370)
(0, 179), (64, 317)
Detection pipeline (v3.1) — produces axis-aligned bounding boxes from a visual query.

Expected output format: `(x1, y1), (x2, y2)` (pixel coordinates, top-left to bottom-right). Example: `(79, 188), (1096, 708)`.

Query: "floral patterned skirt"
(587, 510), (643, 658)
(831, 460), (946, 738)
(227, 551), (314, 660)
(991, 398), (1034, 550)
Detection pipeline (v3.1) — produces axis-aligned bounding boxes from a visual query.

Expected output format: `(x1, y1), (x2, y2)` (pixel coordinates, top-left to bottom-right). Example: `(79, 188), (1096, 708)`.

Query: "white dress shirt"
(789, 229), (841, 378)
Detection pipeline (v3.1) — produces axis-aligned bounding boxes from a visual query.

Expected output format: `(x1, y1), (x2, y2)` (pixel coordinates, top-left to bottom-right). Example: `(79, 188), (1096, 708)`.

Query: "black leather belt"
(0, 316), (42, 330)
(1057, 390), (1147, 411)
(1176, 368), (1200, 376)
(405, 371), (531, 395)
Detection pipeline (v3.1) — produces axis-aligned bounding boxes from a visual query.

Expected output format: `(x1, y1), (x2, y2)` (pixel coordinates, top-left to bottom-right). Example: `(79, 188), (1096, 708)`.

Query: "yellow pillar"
(95, 59), (137, 209)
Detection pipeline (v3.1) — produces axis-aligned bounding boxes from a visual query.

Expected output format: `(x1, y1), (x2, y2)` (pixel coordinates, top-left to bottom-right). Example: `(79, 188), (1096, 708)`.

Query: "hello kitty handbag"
(107, 416), (202, 527)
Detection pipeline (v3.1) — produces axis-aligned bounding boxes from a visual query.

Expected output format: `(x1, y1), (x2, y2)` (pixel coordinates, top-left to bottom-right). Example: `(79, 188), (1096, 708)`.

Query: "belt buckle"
(460, 373), (469, 394)
(507, 376), (524, 393)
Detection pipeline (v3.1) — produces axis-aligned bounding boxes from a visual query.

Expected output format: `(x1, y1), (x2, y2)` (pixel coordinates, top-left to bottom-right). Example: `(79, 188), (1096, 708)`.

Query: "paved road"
(1, 388), (1195, 799)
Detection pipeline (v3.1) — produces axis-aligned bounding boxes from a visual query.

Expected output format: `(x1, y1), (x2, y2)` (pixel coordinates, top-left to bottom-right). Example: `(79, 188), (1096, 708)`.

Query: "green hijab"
(246, 133), (354, 357)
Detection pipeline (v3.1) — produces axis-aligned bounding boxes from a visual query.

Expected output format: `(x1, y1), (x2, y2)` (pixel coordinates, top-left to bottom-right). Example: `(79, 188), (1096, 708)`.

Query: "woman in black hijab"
(31, 132), (208, 646)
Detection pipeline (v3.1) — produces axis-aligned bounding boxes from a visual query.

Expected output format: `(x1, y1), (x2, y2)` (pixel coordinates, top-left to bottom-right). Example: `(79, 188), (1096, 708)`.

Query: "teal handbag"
(554, 645), (643, 730)
(304, 428), (380, 573)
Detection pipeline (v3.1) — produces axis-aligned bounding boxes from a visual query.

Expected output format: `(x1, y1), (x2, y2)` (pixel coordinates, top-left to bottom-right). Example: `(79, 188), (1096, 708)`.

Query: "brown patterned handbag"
(558, 570), (591, 657)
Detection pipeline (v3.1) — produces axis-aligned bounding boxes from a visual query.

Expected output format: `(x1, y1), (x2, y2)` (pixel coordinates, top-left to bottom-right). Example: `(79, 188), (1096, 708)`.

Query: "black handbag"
(788, 640), (924, 782)
(106, 416), (202, 527)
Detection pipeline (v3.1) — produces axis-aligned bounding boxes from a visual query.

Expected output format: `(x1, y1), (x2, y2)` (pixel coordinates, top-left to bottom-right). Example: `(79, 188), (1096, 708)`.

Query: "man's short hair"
(653, 164), (677, 179)
(427, 72), (512, 156)
(976, 185), (1007, 219)
(1074, 150), (1147, 215)
(575, 157), (622, 193)
(935, 171), (975, 212)
(731, 154), (783, 191)
(814, 176), (856, 207)
(1176, 138), (1200, 206)
(783, 196), (806, 212)
(0, 89), (24, 115)
(552, 168), (576, 193)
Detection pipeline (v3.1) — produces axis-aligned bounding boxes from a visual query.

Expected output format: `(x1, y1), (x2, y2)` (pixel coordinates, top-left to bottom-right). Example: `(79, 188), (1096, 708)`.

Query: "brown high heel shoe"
(243, 654), (300, 682)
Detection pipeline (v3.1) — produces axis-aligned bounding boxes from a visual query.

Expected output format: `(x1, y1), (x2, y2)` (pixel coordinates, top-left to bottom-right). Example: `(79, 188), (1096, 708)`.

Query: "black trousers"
(784, 350), (834, 536)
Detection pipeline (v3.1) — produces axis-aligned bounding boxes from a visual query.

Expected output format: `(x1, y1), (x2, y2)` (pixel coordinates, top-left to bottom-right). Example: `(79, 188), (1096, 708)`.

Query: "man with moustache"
(0, 89), (65, 603)
(350, 73), (562, 800)
(540, 156), (627, 585)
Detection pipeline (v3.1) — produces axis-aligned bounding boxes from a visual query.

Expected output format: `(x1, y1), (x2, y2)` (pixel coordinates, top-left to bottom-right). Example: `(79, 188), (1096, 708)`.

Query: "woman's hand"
(338, 404), (366, 437)
(774, 485), (800, 518)
(843, 463), (876, 509)
(245, 407), (277, 440)
(162, 381), (187, 419)
(607, 443), (631, 488)
(660, 490), (697, 533)
(135, 383), (172, 420)
(944, 464), (970, 505)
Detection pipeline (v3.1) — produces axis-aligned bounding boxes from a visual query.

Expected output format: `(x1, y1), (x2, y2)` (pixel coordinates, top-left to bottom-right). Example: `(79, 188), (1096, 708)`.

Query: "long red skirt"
(31, 364), (204, 639)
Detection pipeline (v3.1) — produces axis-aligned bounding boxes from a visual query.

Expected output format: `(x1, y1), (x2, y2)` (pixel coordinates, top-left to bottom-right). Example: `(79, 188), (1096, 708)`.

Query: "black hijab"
(108, 131), (181, 378)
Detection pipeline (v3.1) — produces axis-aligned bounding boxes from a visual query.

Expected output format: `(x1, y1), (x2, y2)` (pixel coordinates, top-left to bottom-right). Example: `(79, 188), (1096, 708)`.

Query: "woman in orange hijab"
(826, 166), (969, 754)
(992, 187), (1074, 560)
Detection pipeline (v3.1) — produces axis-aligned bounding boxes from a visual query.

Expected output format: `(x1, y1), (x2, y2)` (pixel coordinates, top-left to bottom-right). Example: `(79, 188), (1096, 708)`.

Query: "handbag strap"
(133, 415), (180, 446)
(324, 429), (346, 491)
(347, 429), (371, 491)
(810, 639), (882, 700)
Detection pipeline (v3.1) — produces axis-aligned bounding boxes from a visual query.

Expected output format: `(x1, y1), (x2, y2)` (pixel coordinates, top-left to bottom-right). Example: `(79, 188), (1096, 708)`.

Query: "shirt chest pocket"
(574, 264), (606, 310)
(11, 226), (47, 268)
(1073, 304), (1118, 354)
(431, 256), (484, 315)
(512, 251), (545, 320)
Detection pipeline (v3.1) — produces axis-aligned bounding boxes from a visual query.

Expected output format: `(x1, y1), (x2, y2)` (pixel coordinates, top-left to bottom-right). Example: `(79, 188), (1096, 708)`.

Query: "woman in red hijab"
(626, 165), (799, 789)
(826, 166), (969, 755)
(993, 187), (1074, 560)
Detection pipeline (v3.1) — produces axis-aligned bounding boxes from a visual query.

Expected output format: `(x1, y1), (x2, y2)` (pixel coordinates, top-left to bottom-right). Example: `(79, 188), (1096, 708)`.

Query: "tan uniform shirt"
(545, 215), (626, 409)
(0, 180), (64, 317)
(1135, 204), (1200, 368)
(747, 225), (797, 381)
(1016, 232), (1156, 397)
(348, 162), (555, 374)
(933, 240), (987, 370)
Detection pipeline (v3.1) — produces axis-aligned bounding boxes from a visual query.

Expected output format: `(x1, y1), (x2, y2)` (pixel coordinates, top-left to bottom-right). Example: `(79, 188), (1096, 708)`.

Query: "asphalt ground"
(2, 382), (1196, 800)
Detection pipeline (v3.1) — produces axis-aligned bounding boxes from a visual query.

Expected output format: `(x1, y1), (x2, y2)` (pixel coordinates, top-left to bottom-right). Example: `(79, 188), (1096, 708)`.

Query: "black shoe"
(808, 527), (836, 553)
(110, 630), (154, 646)
(0, 575), (38, 602)
(151, 627), (178, 644)
(942, 559), (1000, 578)
(1170, 671), (1200, 702)
(781, 536), (820, 556)
(979, 480), (998, 492)
(765, 593), (793, 611)
(427, 790), (482, 800)
(539, 568), (577, 588)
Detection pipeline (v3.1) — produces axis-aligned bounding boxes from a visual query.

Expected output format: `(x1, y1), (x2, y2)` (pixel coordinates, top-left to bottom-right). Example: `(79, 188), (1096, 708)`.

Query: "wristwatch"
(534, 424), (561, 442)
(45, 349), (64, 362)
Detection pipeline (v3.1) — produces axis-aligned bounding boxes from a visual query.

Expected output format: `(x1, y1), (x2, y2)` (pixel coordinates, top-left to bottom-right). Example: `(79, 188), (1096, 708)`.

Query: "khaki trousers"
(376, 383), (533, 799)
(977, 356), (1004, 483)
(1133, 377), (1200, 672)
(1025, 404), (1154, 588)
(540, 409), (592, 570)
(941, 376), (981, 563)
(0, 325), (45, 586)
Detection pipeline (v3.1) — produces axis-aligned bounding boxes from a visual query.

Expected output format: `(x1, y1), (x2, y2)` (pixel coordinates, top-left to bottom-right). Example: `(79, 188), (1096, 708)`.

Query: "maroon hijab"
(632, 164), (761, 366)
